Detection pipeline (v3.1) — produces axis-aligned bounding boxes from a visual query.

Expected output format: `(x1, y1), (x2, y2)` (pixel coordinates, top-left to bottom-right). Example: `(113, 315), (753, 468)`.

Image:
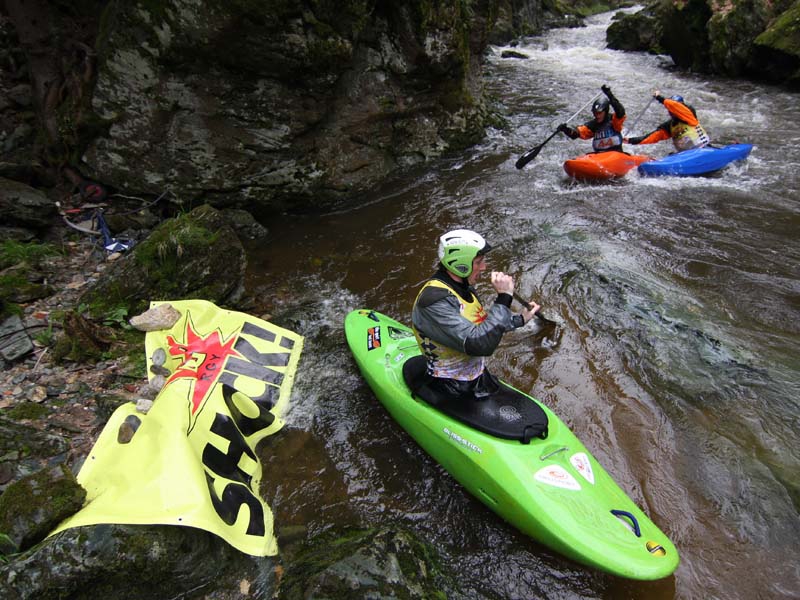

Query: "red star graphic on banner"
(165, 318), (242, 416)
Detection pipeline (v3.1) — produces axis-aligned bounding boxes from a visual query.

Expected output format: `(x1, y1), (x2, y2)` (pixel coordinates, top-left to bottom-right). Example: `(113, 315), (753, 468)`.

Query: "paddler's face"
(468, 255), (487, 285)
(593, 110), (606, 122)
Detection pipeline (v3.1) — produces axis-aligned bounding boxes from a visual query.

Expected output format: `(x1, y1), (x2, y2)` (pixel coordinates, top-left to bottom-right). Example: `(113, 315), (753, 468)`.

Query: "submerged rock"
(277, 527), (454, 599)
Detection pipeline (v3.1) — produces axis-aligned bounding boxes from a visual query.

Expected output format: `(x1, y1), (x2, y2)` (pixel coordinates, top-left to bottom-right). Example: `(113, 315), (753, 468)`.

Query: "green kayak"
(344, 308), (679, 580)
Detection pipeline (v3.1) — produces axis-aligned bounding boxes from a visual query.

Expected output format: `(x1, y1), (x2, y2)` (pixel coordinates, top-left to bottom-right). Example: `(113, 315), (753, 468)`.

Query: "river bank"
(0, 236), (139, 490)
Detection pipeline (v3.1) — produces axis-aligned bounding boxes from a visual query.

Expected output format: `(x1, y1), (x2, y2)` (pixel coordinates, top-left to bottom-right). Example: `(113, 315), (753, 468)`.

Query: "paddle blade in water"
(515, 146), (541, 169)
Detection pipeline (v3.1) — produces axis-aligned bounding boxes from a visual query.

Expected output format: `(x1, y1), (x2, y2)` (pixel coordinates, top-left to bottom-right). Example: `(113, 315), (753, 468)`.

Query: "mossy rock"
(277, 527), (451, 599)
(0, 523), (271, 599)
(606, 8), (664, 53)
(78, 204), (247, 319)
(0, 416), (68, 459)
(0, 464), (85, 552)
(753, 0), (800, 85)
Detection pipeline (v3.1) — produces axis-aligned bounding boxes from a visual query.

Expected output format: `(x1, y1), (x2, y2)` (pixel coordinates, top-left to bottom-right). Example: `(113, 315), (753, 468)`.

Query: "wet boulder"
(81, 1), (499, 214)
(0, 523), (264, 600)
(606, 7), (664, 53)
(276, 527), (453, 599)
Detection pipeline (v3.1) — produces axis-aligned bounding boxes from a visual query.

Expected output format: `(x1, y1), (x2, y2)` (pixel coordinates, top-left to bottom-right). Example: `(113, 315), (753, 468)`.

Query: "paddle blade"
(515, 145), (542, 169)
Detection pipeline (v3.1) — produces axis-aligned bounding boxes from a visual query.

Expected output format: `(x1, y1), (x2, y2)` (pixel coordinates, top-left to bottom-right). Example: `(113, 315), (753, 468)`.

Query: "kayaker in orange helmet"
(557, 84), (626, 153)
(625, 90), (710, 152)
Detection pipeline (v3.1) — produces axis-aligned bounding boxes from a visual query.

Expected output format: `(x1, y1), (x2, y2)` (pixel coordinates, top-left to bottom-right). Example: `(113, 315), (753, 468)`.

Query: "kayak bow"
(564, 151), (652, 181)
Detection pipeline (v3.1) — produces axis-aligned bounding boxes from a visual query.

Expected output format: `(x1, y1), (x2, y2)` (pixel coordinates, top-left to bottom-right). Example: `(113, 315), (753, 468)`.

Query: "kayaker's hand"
(601, 84), (612, 97)
(520, 300), (541, 324)
(491, 271), (515, 295)
(557, 122), (568, 133)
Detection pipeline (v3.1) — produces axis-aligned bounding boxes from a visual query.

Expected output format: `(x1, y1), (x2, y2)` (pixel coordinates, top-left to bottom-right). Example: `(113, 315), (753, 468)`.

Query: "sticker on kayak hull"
(367, 326), (381, 350)
(570, 452), (595, 485)
(534, 465), (581, 491)
(443, 427), (483, 454)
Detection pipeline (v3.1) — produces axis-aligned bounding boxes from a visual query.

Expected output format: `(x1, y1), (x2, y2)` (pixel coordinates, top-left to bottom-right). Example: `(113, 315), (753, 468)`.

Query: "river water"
(248, 9), (800, 599)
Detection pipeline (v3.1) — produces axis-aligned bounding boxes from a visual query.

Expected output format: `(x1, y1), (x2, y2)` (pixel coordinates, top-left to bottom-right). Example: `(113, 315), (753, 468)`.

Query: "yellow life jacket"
(670, 120), (710, 151)
(412, 279), (487, 381)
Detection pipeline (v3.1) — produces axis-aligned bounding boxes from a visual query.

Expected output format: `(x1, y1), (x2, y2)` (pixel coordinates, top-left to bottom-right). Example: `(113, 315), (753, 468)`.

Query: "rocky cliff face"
(85, 1), (489, 213)
(2, 0), (633, 218)
(607, 0), (800, 87)
(1, 0), (513, 214)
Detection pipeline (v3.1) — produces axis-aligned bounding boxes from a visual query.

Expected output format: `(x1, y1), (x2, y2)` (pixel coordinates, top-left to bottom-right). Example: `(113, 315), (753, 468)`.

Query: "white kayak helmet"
(438, 229), (492, 277)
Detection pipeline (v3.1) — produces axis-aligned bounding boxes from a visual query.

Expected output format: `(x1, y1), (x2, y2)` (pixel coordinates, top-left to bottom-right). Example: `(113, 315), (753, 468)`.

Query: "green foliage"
(0, 240), (59, 270)
(33, 323), (56, 347)
(7, 402), (51, 421)
(102, 306), (132, 330)
(122, 344), (148, 379)
(0, 273), (28, 290)
(0, 300), (23, 321)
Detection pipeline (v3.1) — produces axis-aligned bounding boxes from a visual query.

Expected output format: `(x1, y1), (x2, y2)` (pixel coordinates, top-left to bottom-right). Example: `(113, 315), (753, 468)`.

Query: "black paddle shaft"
(512, 292), (557, 326)
(515, 129), (561, 169)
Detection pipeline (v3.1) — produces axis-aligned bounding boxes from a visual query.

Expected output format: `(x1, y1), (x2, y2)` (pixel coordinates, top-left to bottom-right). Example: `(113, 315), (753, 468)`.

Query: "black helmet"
(592, 98), (610, 114)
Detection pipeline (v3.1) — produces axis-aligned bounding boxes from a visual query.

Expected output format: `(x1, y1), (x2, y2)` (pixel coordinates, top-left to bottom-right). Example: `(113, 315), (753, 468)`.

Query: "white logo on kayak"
(570, 452), (595, 485)
(443, 427), (483, 454)
(498, 406), (522, 421)
(534, 465), (581, 491)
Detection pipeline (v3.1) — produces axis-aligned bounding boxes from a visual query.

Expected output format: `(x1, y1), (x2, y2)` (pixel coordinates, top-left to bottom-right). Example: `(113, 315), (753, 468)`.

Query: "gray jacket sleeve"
(412, 291), (522, 357)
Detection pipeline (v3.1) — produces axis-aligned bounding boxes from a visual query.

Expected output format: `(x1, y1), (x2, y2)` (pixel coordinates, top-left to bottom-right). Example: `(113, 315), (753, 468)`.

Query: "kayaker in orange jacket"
(625, 90), (710, 152)
(557, 85), (626, 153)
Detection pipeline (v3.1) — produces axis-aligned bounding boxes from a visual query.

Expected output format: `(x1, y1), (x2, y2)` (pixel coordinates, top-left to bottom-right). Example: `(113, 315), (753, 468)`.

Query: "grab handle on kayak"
(539, 446), (568, 460)
(611, 510), (641, 537)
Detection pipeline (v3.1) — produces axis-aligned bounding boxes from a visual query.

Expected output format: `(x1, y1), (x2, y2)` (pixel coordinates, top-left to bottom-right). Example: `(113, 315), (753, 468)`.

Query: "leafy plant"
(0, 240), (59, 270)
(102, 306), (132, 330)
(34, 323), (55, 347)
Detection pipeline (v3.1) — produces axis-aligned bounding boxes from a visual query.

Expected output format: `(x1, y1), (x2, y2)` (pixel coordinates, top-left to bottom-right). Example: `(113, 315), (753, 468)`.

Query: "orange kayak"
(564, 151), (652, 181)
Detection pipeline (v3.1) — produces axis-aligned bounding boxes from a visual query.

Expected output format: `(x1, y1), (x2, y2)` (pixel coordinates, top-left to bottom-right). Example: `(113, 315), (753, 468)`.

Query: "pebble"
(129, 303), (181, 331)
(29, 385), (48, 403)
(135, 398), (153, 414)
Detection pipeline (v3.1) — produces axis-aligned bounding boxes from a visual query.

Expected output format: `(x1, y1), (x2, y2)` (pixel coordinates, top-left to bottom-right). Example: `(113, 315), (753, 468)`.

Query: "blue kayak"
(637, 143), (753, 177)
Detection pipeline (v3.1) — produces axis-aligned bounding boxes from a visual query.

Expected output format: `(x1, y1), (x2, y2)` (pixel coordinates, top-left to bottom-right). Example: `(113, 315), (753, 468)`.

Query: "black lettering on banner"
(221, 384), (275, 437)
(218, 327), (293, 409)
(218, 368), (280, 409)
(203, 413), (257, 486)
(204, 472), (265, 536)
(239, 322), (297, 350)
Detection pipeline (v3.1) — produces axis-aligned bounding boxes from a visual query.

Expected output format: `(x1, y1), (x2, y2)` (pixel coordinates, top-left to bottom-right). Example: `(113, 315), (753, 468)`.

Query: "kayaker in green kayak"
(409, 229), (540, 405)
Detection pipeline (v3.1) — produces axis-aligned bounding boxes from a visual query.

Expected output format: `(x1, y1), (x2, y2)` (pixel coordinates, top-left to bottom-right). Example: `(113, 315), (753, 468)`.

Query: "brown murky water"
(248, 10), (800, 600)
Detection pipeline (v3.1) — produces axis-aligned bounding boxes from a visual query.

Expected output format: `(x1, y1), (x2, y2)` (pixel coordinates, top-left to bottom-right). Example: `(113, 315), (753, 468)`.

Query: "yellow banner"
(51, 299), (304, 556)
